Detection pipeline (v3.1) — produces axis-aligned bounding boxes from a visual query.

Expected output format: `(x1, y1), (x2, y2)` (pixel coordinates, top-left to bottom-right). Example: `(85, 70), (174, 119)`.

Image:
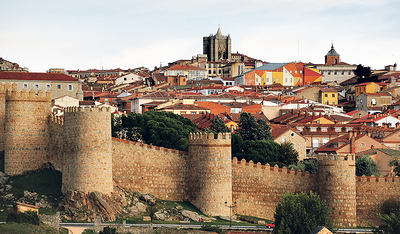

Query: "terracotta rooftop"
(0, 71), (78, 81)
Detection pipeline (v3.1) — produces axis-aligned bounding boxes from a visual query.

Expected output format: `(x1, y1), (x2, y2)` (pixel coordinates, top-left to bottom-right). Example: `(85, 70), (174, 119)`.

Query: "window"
(285, 78), (287, 82)
(311, 127), (317, 132)
(57, 85), (61, 89)
(335, 127), (341, 132)
(277, 78), (280, 82)
(267, 78), (270, 82)
(334, 72), (337, 75)
(208, 70), (211, 74)
(325, 94), (328, 97)
(208, 64), (211, 68)
(346, 127), (353, 132)
(300, 78), (302, 82)
(328, 72), (331, 75)
(46, 84), (51, 89)
(332, 94), (335, 97)
(282, 137), (286, 143)
(105, 98), (109, 104)
(34, 84), (39, 89)
(68, 84), (73, 91)
(290, 132), (295, 137)
(23, 83), (28, 89)
(321, 127), (327, 132)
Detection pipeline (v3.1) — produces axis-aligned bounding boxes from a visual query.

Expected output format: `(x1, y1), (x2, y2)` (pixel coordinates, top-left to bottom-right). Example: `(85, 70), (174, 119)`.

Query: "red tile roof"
(0, 71), (78, 81)
(166, 64), (205, 71)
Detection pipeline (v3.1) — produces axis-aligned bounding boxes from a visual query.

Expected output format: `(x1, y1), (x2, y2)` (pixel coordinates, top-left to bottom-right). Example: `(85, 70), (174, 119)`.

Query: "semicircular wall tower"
(4, 84), (52, 175)
(188, 132), (232, 217)
(318, 153), (357, 227)
(62, 106), (113, 194)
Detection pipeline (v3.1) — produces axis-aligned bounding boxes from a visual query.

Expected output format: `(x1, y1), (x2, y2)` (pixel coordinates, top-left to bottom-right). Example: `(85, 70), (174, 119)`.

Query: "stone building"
(0, 72), (83, 100)
(203, 28), (232, 62)
(313, 44), (357, 84)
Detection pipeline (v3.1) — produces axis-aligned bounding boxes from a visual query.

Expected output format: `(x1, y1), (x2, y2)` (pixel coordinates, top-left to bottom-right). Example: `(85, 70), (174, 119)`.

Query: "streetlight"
(225, 201), (237, 227)
(148, 200), (157, 225)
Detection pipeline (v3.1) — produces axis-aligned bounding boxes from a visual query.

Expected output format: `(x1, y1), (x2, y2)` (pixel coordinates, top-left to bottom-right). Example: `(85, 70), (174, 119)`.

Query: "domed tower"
(317, 153), (357, 227)
(62, 106), (113, 194)
(4, 83), (52, 175)
(188, 132), (232, 217)
(325, 43), (340, 65)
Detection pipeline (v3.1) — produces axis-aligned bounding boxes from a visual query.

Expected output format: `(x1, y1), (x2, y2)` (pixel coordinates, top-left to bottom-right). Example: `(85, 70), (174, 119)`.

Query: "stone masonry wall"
(318, 154), (357, 228)
(48, 115), (64, 171)
(4, 84), (52, 175)
(112, 138), (189, 201)
(188, 133), (232, 217)
(232, 157), (316, 220)
(62, 106), (113, 194)
(0, 84), (7, 152)
(356, 176), (400, 226)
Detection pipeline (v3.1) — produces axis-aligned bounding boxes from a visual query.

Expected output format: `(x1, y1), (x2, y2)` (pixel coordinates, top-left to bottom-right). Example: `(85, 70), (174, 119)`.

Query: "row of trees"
(113, 111), (306, 170)
(112, 111), (199, 151)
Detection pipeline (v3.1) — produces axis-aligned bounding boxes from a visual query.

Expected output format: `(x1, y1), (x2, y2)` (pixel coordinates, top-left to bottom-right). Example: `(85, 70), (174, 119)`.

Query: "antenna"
(298, 36), (300, 62)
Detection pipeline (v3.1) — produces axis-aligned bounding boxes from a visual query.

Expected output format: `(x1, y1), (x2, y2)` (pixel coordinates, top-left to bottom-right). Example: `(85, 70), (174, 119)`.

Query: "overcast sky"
(1, 0), (399, 72)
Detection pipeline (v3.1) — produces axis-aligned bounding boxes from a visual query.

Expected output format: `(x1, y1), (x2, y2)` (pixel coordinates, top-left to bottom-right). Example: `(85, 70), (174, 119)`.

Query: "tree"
(274, 191), (329, 234)
(288, 159), (318, 174)
(238, 140), (280, 165)
(277, 141), (299, 166)
(356, 155), (380, 176)
(112, 111), (199, 151)
(355, 64), (372, 78)
(210, 116), (230, 133)
(238, 112), (272, 141)
(370, 213), (400, 234)
(389, 157), (400, 176)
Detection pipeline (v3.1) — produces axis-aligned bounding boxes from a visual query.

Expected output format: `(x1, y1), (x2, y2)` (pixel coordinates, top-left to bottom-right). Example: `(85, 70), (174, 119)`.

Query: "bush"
(274, 191), (329, 234)
(6, 211), (40, 225)
(201, 224), (223, 233)
(99, 226), (118, 234)
(382, 198), (400, 216)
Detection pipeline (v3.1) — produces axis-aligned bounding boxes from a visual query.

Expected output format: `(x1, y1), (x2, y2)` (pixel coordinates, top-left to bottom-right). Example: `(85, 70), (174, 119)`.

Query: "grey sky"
(1, 0), (399, 72)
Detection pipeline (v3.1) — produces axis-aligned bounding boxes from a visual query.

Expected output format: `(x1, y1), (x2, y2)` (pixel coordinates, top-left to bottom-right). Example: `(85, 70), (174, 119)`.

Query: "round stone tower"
(188, 132), (232, 217)
(0, 83), (7, 152)
(62, 106), (113, 194)
(4, 83), (52, 175)
(317, 153), (357, 227)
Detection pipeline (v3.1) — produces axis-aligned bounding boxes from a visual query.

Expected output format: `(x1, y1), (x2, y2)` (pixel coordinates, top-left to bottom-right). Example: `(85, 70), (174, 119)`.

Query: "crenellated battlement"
(112, 137), (187, 155)
(232, 157), (313, 178)
(64, 106), (110, 113)
(49, 114), (64, 125)
(189, 132), (231, 140)
(4, 83), (51, 101)
(318, 153), (355, 162)
(357, 175), (400, 183)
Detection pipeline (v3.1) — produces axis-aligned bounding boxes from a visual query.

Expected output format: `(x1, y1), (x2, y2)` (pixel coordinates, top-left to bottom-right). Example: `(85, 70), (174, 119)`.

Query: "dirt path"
(61, 226), (88, 234)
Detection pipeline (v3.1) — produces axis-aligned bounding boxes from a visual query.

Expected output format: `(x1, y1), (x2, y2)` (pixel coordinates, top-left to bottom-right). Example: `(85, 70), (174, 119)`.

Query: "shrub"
(382, 198), (400, 216)
(6, 211), (40, 225)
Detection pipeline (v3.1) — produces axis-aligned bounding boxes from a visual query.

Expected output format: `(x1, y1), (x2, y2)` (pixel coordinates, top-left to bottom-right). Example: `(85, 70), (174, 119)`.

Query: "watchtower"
(4, 83), (52, 175)
(317, 153), (357, 227)
(188, 132), (232, 217)
(61, 106), (113, 194)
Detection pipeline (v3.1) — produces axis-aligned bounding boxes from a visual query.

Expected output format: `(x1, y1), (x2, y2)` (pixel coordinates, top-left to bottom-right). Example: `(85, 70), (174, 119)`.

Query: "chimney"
(350, 131), (356, 154)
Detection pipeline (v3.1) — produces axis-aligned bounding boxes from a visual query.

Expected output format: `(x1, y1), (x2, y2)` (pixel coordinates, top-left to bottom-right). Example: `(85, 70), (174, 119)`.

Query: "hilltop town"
(1, 28), (400, 230)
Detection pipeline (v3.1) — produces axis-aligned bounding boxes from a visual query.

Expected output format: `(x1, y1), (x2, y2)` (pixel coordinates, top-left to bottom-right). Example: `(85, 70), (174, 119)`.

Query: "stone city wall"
(61, 106), (113, 194)
(188, 132), (232, 217)
(112, 138), (189, 201)
(318, 154), (357, 228)
(48, 115), (64, 171)
(4, 84), (52, 175)
(356, 175), (400, 226)
(232, 157), (316, 221)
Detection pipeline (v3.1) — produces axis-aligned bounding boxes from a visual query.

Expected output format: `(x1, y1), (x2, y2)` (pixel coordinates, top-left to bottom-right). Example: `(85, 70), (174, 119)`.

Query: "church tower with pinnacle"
(203, 27), (232, 62)
(325, 43), (340, 65)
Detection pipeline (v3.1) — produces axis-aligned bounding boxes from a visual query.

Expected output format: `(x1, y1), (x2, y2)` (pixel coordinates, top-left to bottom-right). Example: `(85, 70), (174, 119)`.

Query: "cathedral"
(203, 28), (232, 62)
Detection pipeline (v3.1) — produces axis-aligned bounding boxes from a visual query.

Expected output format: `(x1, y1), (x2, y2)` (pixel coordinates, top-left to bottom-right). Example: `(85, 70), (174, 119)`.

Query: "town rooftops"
(166, 64), (205, 71)
(0, 71), (78, 82)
